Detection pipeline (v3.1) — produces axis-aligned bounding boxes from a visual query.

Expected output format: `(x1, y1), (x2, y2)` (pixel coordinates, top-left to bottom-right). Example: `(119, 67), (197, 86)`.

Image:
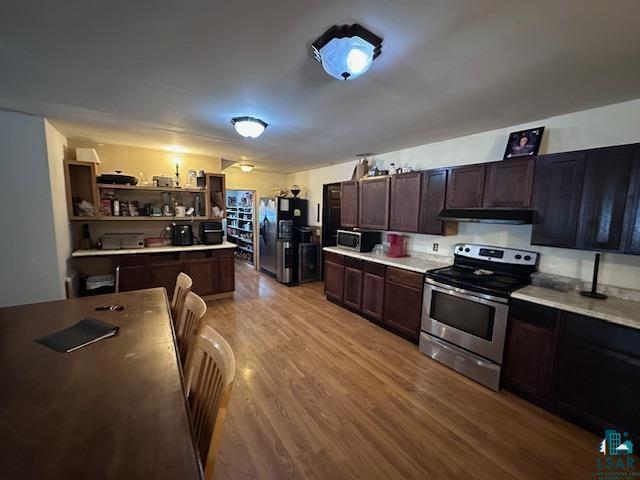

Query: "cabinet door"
(362, 271), (385, 320)
(419, 168), (448, 235)
(576, 145), (636, 251)
(389, 172), (421, 232)
(445, 164), (486, 208)
(343, 265), (363, 310)
(340, 181), (359, 228)
(185, 258), (215, 296)
(358, 177), (390, 230)
(483, 158), (535, 208)
(217, 254), (235, 293)
(383, 280), (422, 341)
(118, 265), (148, 292)
(324, 261), (345, 302)
(502, 301), (558, 400)
(148, 261), (184, 295)
(623, 153), (640, 254)
(531, 152), (586, 247)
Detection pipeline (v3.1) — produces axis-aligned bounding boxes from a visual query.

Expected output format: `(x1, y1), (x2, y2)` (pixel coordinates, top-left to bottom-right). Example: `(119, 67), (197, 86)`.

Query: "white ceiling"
(1, 0), (640, 173)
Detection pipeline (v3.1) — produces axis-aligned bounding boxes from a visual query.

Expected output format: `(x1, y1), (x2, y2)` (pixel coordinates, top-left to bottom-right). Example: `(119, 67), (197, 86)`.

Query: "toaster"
(101, 234), (145, 250)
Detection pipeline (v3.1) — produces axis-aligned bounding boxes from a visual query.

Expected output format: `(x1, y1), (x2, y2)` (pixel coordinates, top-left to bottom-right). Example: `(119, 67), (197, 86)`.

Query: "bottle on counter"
(194, 195), (202, 217)
(113, 198), (120, 216)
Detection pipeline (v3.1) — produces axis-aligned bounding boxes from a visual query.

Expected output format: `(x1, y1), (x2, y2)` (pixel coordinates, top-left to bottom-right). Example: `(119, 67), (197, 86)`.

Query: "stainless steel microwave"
(336, 230), (382, 252)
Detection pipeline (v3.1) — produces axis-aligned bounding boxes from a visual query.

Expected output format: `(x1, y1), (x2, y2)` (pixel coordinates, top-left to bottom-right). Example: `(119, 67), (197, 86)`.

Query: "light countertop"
(72, 241), (237, 257)
(512, 285), (640, 331)
(323, 246), (449, 274)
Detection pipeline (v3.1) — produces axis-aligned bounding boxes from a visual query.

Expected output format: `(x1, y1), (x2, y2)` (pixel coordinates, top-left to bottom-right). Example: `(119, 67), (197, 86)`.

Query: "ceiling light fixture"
(312, 24), (382, 80)
(231, 116), (268, 138)
(239, 164), (254, 173)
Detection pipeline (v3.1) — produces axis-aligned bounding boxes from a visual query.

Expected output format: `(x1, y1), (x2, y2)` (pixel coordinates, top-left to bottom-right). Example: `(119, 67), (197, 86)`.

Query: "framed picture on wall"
(503, 127), (545, 159)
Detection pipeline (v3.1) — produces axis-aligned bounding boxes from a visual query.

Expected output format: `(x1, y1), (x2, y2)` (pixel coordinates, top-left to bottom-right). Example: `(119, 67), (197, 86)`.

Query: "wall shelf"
(97, 183), (205, 193)
(70, 216), (209, 222)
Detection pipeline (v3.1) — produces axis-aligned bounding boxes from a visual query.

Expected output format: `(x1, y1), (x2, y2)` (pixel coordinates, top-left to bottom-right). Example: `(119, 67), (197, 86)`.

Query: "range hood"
(438, 208), (534, 225)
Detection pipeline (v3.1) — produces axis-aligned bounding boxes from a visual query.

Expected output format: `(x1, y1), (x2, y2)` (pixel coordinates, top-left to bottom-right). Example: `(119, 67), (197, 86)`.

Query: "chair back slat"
(184, 325), (235, 479)
(176, 291), (206, 366)
(171, 272), (193, 330)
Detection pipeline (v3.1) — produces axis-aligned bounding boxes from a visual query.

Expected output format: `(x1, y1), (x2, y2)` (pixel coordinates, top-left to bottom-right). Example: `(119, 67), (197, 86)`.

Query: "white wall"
(44, 120), (72, 286)
(293, 98), (640, 289)
(0, 111), (68, 306)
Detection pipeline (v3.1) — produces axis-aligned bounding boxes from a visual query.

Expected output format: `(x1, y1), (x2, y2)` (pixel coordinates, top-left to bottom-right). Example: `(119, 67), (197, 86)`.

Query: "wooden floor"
(205, 261), (597, 479)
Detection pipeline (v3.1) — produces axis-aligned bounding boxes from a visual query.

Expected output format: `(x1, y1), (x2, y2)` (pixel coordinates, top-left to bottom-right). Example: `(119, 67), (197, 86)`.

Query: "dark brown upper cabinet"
(445, 164), (486, 208)
(483, 157), (536, 208)
(340, 181), (358, 228)
(358, 177), (390, 230)
(623, 153), (640, 254)
(419, 168), (457, 235)
(389, 172), (421, 232)
(531, 152), (586, 248)
(576, 145), (637, 252)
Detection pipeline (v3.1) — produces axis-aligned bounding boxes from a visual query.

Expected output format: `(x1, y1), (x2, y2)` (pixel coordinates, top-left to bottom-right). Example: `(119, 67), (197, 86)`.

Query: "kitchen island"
(72, 241), (237, 299)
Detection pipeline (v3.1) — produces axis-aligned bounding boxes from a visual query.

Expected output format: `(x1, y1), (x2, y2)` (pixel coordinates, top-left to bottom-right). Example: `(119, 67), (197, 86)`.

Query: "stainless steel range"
(419, 244), (539, 390)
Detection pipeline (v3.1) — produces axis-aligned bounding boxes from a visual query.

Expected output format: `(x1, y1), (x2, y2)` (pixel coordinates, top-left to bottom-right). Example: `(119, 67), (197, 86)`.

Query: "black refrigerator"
(258, 197), (308, 278)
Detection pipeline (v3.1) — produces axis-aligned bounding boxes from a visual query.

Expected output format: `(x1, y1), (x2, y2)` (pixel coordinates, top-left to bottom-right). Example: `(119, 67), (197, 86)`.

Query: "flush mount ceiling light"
(239, 163), (254, 172)
(231, 116), (268, 138)
(312, 24), (382, 80)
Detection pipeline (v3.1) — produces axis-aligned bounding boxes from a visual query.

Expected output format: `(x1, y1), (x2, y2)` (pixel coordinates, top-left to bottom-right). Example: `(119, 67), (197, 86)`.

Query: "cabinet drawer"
(213, 248), (235, 258)
(562, 312), (640, 359)
(344, 256), (364, 269)
(364, 261), (386, 276)
(386, 267), (424, 289)
(324, 251), (344, 265)
(510, 299), (557, 330)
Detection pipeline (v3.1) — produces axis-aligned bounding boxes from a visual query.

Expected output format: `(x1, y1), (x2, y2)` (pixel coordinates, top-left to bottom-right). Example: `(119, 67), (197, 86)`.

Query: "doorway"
(225, 189), (258, 269)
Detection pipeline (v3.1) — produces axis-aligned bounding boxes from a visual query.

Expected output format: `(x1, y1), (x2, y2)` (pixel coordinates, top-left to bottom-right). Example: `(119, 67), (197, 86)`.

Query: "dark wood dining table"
(0, 288), (203, 480)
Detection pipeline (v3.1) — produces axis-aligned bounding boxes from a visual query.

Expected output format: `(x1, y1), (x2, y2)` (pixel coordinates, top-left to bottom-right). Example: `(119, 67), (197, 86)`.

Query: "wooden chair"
(171, 272), (193, 329)
(184, 325), (236, 479)
(176, 291), (206, 366)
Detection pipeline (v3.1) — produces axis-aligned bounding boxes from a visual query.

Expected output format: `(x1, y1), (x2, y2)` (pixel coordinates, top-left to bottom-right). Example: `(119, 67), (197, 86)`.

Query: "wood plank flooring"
(205, 261), (598, 479)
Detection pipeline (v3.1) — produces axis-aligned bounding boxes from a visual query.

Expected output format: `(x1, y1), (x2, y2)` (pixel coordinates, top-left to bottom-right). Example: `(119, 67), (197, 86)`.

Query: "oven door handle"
(425, 278), (509, 306)
(423, 333), (499, 369)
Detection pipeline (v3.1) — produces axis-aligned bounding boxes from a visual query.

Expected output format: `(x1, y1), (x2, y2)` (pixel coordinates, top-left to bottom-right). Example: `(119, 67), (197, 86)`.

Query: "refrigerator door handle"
(260, 216), (269, 243)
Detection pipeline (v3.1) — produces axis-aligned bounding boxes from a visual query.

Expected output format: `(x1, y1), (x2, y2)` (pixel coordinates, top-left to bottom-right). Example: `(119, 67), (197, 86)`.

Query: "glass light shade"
(231, 117), (267, 138)
(317, 36), (375, 80)
(239, 164), (254, 172)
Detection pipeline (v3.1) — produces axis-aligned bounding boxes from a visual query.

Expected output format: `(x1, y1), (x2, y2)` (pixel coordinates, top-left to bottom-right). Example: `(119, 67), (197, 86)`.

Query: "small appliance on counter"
(172, 224), (194, 246)
(97, 171), (138, 185)
(200, 221), (224, 245)
(101, 234), (145, 250)
(336, 229), (382, 252)
(387, 233), (408, 257)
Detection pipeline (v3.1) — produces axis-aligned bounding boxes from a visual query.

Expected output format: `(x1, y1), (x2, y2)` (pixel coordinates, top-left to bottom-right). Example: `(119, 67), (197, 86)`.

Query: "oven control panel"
(453, 244), (538, 266)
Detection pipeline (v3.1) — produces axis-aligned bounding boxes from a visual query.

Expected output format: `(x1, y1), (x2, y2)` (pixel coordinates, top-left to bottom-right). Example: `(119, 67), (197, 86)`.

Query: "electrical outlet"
(433, 243), (439, 252)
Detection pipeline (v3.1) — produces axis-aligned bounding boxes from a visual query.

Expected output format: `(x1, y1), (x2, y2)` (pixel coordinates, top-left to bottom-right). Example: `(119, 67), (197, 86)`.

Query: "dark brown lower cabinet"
(382, 268), (423, 341)
(502, 300), (558, 401)
(324, 259), (345, 303)
(343, 258), (363, 310)
(323, 254), (423, 343)
(503, 300), (640, 443)
(361, 263), (385, 320)
(117, 249), (235, 296)
(149, 261), (185, 295)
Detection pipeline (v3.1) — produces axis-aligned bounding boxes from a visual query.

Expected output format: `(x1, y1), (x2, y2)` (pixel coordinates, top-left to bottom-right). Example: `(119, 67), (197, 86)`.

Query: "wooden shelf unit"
(63, 164), (226, 222)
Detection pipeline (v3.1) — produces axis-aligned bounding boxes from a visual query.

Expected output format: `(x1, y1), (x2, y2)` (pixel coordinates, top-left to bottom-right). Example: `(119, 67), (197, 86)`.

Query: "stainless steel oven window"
(421, 280), (509, 364)
(429, 290), (495, 340)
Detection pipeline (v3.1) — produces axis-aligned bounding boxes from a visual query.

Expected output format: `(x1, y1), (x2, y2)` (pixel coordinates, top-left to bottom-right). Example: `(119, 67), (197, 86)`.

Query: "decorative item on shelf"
(389, 163), (396, 175)
(174, 161), (180, 187)
(503, 126), (545, 159)
(99, 199), (112, 216)
(580, 252), (608, 300)
(290, 185), (301, 198)
(351, 153), (372, 180)
(196, 170), (206, 188)
(74, 199), (95, 217)
(187, 169), (197, 187)
(138, 171), (151, 186)
(175, 204), (187, 218)
(367, 167), (379, 177)
(154, 176), (174, 188)
(311, 24), (383, 80)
